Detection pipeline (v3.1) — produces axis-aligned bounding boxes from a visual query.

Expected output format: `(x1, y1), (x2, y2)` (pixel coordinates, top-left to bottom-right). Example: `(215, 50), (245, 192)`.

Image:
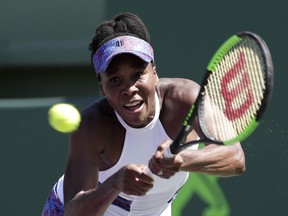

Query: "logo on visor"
(116, 40), (124, 47)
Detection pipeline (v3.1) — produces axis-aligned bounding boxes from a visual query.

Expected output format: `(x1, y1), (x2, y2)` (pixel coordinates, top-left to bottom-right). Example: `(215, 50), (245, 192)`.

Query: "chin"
(127, 119), (146, 128)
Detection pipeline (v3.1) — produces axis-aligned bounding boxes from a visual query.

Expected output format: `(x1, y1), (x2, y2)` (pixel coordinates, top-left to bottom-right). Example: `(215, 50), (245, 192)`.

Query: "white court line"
(0, 97), (64, 109)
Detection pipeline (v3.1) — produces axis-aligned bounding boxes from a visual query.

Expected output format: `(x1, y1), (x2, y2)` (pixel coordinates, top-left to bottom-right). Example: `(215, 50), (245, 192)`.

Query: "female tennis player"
(42, 12), (245, 216)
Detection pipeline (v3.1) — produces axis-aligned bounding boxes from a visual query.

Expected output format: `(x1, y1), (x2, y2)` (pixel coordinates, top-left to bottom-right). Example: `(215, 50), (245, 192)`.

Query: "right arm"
(63, 130), (117, 215)
(64, 104), (153, 216)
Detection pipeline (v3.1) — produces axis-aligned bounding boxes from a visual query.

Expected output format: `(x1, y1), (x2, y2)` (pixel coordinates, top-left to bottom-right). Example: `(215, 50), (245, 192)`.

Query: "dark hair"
(89, 12), (151, 61)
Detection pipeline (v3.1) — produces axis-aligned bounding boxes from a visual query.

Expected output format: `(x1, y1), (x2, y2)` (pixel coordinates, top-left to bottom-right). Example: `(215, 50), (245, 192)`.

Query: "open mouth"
(124, 101), (144, 111)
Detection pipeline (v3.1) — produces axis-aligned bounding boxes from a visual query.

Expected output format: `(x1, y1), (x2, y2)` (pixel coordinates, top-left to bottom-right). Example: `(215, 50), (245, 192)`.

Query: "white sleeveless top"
(56, 93), (197, 215)
(98, 93), (190, 216)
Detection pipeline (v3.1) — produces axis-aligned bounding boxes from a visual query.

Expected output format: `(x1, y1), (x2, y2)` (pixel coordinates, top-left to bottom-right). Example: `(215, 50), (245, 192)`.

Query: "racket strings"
(200, 37), (266, 142)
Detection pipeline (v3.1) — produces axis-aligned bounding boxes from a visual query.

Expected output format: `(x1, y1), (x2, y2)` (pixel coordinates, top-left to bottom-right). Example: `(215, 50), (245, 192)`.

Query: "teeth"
(125, 101), (141, 107)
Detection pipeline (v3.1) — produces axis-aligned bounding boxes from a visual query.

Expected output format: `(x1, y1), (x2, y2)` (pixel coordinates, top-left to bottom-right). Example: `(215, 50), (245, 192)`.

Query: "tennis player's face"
(100, 54), (158, 128)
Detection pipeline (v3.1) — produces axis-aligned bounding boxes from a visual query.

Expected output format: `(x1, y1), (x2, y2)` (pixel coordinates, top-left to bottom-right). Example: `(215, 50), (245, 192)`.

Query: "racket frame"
(169, 31), (274, 154)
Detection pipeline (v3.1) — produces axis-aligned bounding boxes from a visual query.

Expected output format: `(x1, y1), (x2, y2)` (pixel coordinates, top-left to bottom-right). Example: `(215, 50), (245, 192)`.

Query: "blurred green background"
(1, 0), (287, 215)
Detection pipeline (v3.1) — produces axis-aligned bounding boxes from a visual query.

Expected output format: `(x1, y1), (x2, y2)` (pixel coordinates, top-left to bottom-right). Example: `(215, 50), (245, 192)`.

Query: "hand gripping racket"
(144, 31), (273, 177)
(167, 31), (274, 156)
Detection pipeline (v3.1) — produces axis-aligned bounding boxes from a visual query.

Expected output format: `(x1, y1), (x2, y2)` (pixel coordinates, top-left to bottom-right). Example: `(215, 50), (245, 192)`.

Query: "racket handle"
(164, 147), (175, 158)
(170, 125), (192, 154)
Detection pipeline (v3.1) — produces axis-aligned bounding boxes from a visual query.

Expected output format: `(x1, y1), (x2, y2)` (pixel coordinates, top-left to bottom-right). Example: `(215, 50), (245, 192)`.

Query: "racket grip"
(164, 147), (175, 158)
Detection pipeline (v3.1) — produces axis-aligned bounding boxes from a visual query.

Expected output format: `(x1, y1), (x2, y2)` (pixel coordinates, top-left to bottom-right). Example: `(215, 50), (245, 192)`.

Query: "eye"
(109, 76), (120, 83)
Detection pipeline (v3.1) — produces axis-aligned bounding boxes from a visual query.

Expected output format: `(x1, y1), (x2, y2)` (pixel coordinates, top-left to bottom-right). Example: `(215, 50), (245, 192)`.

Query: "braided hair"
(89, 12), (151, 61)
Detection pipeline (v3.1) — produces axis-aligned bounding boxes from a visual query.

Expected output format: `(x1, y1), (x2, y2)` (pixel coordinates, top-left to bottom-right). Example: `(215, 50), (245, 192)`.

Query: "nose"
(122, 80), (138, 96)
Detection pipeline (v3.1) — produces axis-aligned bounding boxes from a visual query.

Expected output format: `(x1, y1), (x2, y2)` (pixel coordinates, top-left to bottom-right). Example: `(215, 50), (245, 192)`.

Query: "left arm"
(150, 78), (246, 178)
(179, 142), (245, 176)
(149, 140), (245, 178)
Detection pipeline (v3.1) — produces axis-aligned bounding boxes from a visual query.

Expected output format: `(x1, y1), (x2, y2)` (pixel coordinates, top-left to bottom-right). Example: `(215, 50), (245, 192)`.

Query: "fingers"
(154, 140), (171, 159)
(115, 164), (154, 196)
(148, 158), (178, 179)
(156, 169), (177, 179)
(148, 140), (184, 178)
(132, 177), (154, 195)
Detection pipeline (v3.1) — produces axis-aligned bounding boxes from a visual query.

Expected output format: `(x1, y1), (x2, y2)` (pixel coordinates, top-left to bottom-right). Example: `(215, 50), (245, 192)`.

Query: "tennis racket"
(166, 31), (274, 155)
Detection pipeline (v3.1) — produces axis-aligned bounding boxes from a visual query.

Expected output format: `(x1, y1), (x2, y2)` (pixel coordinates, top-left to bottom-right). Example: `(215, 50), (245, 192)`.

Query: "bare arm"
(178, 94), (246, 177)
(64, 175), (121, 216)
(149, 78), (246, 178)
(64, 125), (121, 216)
(64, 104), (154, 216)
(179, 142), (246, 176)
(64, 163), (153, 216)
(149, 139), (245, 178)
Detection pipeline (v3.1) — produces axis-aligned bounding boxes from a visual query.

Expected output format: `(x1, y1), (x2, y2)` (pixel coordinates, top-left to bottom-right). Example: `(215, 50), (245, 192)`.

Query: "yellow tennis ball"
(48, 103), (81, 133)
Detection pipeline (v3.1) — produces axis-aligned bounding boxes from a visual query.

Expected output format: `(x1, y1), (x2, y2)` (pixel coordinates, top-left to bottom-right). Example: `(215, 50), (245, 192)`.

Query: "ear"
(99, 82), (105, 96)
(153, 65), (159, 84)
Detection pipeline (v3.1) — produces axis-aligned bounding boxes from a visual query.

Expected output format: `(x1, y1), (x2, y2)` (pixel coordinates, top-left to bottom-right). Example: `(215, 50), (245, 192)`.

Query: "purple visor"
(93, 36), (154, 73)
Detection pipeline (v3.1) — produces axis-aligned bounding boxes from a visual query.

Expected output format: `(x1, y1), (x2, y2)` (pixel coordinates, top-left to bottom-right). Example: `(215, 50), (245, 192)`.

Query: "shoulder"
(157, 78), (200, 106)
(70, 97), (123, 152)
(81, 97), (116, 125)
(157, 78), (200, 139)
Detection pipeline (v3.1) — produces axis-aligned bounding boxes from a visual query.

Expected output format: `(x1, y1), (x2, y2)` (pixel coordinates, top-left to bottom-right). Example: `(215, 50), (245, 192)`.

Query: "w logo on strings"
(221, 52), (254, 120)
